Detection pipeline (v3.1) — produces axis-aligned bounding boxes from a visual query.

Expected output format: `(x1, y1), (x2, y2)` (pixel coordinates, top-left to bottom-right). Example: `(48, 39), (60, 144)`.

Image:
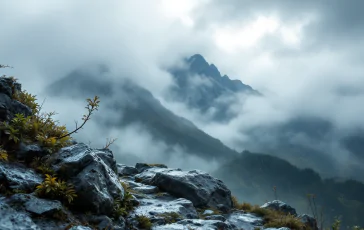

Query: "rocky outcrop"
(150, 169), (233, 210)
(298, 214), (319, 230)
(260, 200), (297, 216)
(47, 143), (124, 215)
(0, 197), (40, 230)
(0, 148), (320, 230)
(0, 161), (43, 191)
(117, 163), (139, 176)
(8, 194), (64, 216)
(0, 77), (31, 122)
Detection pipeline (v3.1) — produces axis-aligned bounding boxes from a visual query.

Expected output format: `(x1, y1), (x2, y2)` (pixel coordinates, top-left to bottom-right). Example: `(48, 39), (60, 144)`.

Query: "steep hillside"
(46, 67), (237, 161)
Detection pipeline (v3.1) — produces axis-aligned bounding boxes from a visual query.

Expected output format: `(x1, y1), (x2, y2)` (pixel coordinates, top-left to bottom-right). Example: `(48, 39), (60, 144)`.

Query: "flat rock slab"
(150, 169), (233, 209)
(0, 162), (43, 191)
(153, 219), (236, 230)
(0, 198), (40, 230)
(227, 212), (263, 230)
(8, 194), (63, 216)
(132, 197), (198, 220)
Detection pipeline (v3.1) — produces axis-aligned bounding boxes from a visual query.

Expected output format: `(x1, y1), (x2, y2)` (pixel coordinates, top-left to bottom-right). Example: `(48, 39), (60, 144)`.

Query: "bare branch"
(104, 137), (117, 149)
(56, 96), (100, 139)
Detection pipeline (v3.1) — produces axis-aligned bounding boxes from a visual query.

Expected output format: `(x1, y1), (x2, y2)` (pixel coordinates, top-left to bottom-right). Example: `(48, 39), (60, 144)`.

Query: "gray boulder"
(298, 214), (318, 230)
(150, 169), (233, 209)
(0, 77), (32, 122)
(0, 161), (43, 191)
(0, 197), (40, 230)
(227, 212), (263, 230)
(95, 148), (118, 173)
(47, 143), (124, 215)
(81, 215), (126, 230)
(117, 163), (138, 176)
(0, 93), (31, 123)
(135, 167), (175, 184)
(260, 200), (297, 216)
(135, 163), (168, 173)
(131, 197), (198, 220)
(17, 143), (45, 163)
(8, 194), (64, 216)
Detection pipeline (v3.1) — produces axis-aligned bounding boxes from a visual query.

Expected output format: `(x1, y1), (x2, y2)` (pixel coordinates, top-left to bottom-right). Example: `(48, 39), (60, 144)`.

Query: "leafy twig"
(56, 96), (100, 139)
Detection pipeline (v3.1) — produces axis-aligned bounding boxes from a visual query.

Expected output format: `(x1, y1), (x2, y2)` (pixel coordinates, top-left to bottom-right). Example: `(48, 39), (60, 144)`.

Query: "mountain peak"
(188, 54), (207, 63)
(185, 54), (259, 94)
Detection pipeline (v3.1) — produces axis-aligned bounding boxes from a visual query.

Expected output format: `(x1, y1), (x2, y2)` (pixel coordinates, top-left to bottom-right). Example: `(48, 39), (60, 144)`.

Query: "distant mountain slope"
(46, 67), (237, 161)
(167, 54), (364, 182)
(213, 151), (364, 228)
(168, 54), (260, 121)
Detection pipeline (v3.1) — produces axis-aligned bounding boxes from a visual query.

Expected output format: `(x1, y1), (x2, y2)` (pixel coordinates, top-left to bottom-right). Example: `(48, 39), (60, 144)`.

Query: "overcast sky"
(1, 0), (364, 174)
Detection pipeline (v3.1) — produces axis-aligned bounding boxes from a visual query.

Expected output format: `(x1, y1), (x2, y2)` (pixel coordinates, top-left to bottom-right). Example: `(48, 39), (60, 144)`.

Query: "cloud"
(2, 0), (364, 180)
(0, 0), (212, 95)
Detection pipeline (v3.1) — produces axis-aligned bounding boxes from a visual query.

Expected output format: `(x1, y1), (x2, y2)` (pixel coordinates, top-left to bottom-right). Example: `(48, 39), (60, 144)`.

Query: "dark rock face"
(0, 161), (43, 191)
(81, 215), (126, 230)
(17, 143), (45, 163)
(154, 219), (236, 230)
(8, 194), (63, 216)
(95, 148), (118, 173)
(135, 167), (174, 184)
(205, 215), (227, 221)
(150, 169), (233, 209)
(0, 77), (32, 123)
(135, 163), (168, 173)
(298, 214), (319, 230)
(0, 197), (40, 230)
(47, 143), (124, 215)
(0, 77), (15, 98)
(227, 212), (263, 230)
(0, 93), (31, 122)
(116, 163), (138, 176)
(260, 200), (297, 216)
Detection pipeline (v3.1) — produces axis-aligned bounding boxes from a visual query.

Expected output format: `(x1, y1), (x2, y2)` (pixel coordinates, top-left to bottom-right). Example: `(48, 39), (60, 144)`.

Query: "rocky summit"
(0, 76), (318, 229)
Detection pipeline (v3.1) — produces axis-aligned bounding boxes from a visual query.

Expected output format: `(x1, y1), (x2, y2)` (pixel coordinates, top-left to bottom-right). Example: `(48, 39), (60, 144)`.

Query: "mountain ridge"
(46, 67), (238, 162)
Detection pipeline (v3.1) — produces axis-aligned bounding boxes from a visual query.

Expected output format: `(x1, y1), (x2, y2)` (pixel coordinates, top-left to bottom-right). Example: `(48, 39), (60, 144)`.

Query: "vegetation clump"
(0, 68), (102, 207)
(0, 66), (100, 156)
(157, 212), (181, 224)
(35, 174), (77, 204)
(0, 147), (8, 161)
(136, 215), (152, 229)
(113, 181), (136, 218)
(231, 195), (304, 229)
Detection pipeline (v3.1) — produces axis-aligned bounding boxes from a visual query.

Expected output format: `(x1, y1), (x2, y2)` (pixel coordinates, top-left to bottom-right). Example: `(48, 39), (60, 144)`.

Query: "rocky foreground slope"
(0, 75), (318, 229)
(1, 143), (318, 230)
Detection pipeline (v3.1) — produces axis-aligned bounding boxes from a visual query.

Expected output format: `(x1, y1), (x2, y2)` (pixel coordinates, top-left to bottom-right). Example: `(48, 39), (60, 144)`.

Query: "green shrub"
(231, 195), (304, 229)
(0, 147), (8, 161)
(0, 74), (100, 155)
(136, 215), (152, 229)
(231, 195), (253, 211)
(113, 182), (136, 218)
(35, 174), (77, 204)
